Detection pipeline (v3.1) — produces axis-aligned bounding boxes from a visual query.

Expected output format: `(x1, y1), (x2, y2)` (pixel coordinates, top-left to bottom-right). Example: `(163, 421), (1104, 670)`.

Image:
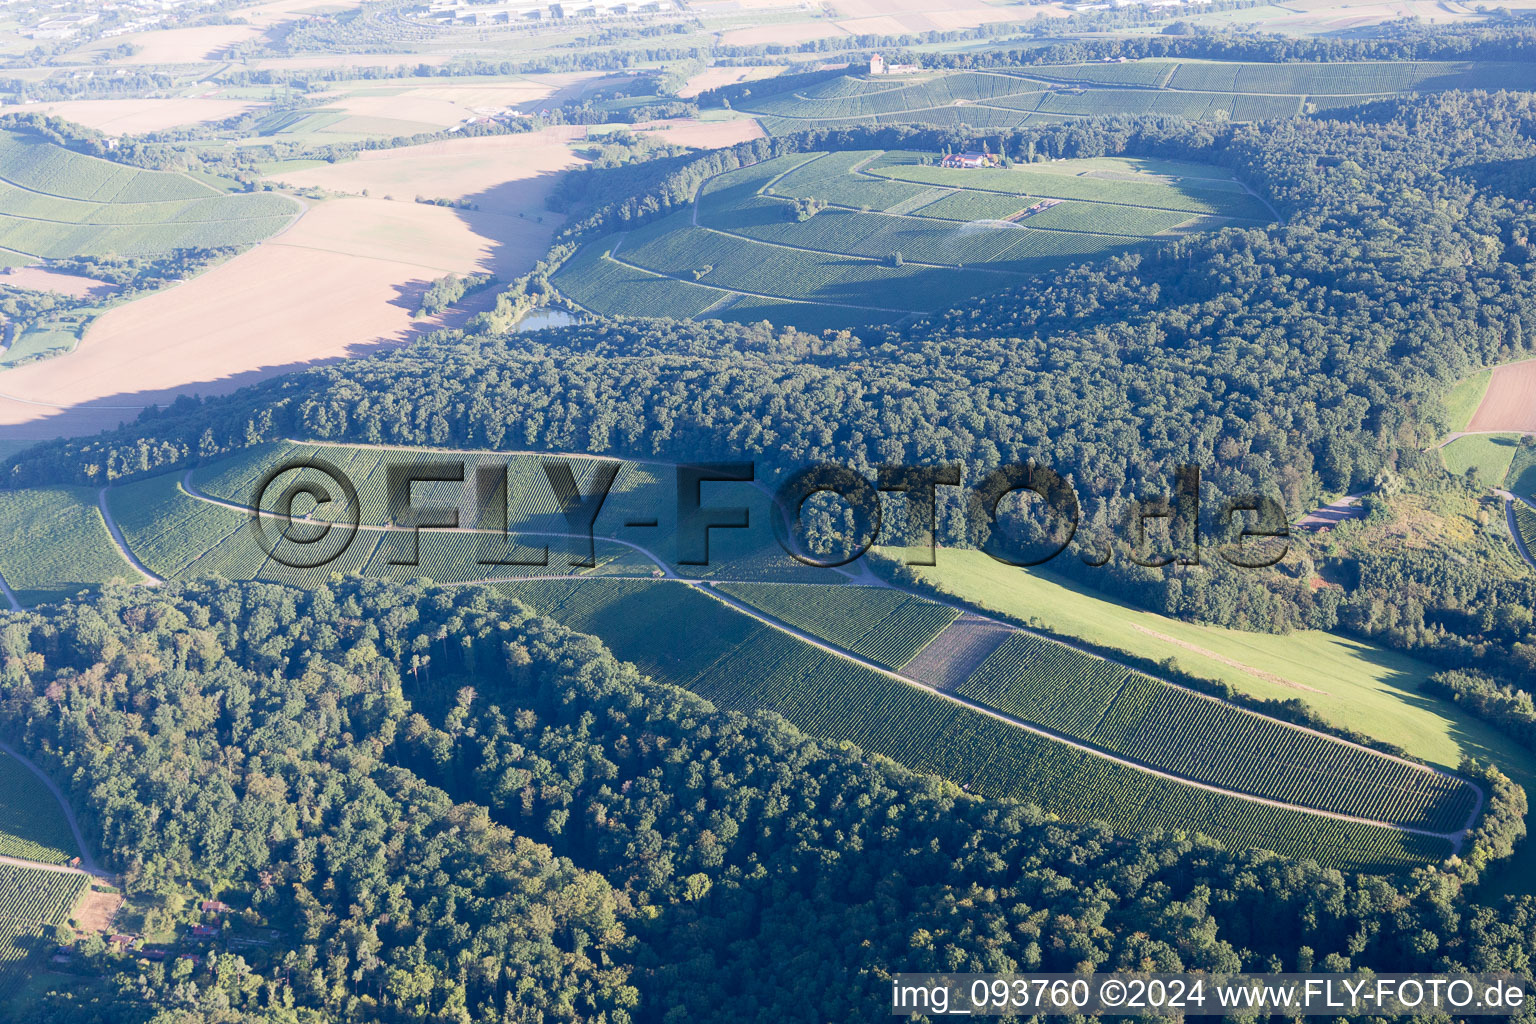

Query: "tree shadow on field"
(0, 137), (580, 444)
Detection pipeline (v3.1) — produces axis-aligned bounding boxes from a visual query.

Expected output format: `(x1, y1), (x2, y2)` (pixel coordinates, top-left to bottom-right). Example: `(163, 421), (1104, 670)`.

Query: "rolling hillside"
(0, 440), (1485, 874)
(0, 130), (300, 262)
(736, 60), (1536, 134)
(552, 149), (1270, 328)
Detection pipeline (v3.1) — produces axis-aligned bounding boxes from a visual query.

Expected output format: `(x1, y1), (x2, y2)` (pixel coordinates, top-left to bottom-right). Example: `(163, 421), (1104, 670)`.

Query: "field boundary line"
(0, 738), (109, 880)
(861, 164), (1261, 218)
(97, 487), (163, 586)
(1498, 490), (1536, 573)
(861, 577), (1484, 835)
(178, 443), (1481, 839)
(1086, 669), (1138, 738)
(693, 222), (1020, 274)
(0, 170), (224, 206)
(690, 152), (821, 228)
(693, 580), (1469, 852)
(602, 250), (917, 314)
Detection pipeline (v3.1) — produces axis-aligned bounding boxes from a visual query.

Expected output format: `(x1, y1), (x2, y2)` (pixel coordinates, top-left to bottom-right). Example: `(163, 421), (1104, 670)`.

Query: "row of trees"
(9, 92), (1536, 683)
(0, 578), (1526, 1023)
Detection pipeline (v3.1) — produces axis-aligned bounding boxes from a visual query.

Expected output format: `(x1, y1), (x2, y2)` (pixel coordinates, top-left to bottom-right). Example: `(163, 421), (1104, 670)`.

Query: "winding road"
(0, 739), (108, 881)
(97, 487), (163, 585)
(86, 457), (1479, 854)
(1499, 489), (1536, 573)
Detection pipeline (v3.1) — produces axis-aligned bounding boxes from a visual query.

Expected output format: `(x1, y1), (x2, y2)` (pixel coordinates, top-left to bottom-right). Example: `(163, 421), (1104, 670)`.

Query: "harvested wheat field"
(76, 25), (267, 64)
(237, 0), (366, 27)
(250, 53), (463, 73)
(831, 0), (1059, 25)
(0, 188), (569, 438)
(0, 267), (111, 299)
(0, 98), (263, 135)
(264, 127), (586, 209)
(1467, 359), (1536, 434)
(630, 117), (767, 148)
(677, 67), (784, 98)
(717, 22), (850, 46)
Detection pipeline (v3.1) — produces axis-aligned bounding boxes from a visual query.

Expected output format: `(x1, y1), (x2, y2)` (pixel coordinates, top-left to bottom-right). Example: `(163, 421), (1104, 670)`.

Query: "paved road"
(0, 739), (108, 880)
(150, 460), (1481, 851)
(97, 486), (163, 584)
(1498, 489), (1536, 573)
(694, 582), (1473, 850)
(0, 570), (19, 612)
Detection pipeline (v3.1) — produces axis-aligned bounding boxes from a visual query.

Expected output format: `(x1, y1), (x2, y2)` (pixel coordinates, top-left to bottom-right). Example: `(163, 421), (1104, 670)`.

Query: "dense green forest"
(0, 579), (1527, 1023)
(4, 26), (1536, 1019)
(10, 90), (1536, 688)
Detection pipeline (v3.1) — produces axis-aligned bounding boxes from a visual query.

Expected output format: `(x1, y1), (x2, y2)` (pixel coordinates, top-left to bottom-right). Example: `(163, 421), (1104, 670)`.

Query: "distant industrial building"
(418, 0), (677, 24)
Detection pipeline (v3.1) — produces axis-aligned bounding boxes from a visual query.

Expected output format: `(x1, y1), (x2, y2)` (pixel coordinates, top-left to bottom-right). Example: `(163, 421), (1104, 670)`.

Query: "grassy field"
(0, 441), (1486, 872)
(554, 149), (1266, 328)
(1444, 368), (1495, 433)
(498, 577), (1451, 872)
(737, 60), (1536, 134)
(903, 549), (1534, 777)
(718, 581), (1474, 830)
(0, 488), (137, 606)
(1441, 433), (1523, 486)
(0, 131), (299, 259)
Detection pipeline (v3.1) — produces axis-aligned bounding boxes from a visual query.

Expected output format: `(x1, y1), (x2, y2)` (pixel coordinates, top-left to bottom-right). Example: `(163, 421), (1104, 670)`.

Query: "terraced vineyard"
(0, 487), (137, 606)
(189, 441), (667, 532)
(737, 60), (1536, 135)
(0, 130), (299, 260)
(957, 634), (1475, 832)
(1515, 501), (1536, 554)
(498, 578), (1458, 872)
(108, 449), (670, 588)
(554, 150), (1269, 329)
(0, 865), (88, 983)
(0, 754), (78, 865)
(715, 582), (958, 668)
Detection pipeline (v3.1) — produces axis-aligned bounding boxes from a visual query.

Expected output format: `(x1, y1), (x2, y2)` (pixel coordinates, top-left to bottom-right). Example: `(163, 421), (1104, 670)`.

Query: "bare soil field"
(264, 127), (585, 210)
(74, 888), (124, 934)
(237, 0), (366, 27)
(0, 98), (262, 135)
(1467, 359), (1536, 434)
(309, 75), (609, 132)
(630, 117), (767, 147)
(832, 0), (1045, 29)
(75, 25), (267, 64)
(718, 22), (849, 46)
(0, 134), (581, 439)
(0, 268), (111, 299)
(250, 53), (463, 72)
(677, 66), (784, 98)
